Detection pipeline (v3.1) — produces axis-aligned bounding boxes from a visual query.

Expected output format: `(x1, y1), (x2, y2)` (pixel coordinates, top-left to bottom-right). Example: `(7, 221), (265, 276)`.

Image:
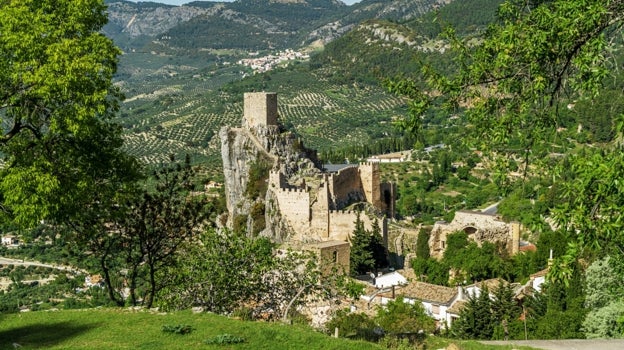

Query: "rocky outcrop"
(105, 2), (214, 38)
(220, 124), (320, 240)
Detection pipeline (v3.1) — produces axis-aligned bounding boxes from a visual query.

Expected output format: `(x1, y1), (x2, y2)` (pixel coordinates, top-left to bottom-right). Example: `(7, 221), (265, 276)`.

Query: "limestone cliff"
(220, 123), (320, 241)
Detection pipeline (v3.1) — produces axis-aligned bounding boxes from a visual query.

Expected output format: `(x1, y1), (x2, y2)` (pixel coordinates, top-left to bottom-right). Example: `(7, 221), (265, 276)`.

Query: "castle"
(221, 92), (396, 270)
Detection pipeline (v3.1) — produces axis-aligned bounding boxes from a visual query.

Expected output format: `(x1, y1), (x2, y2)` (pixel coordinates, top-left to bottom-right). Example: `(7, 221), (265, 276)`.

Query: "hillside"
(103, 0), (508, 178)
(0, 308), (384, 349)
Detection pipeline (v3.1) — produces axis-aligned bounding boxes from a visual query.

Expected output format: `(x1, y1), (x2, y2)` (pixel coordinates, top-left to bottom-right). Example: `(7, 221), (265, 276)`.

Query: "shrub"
(326, 309), (380, 342)
(161, 324), (193, 335)
(205, 334), (246, 345)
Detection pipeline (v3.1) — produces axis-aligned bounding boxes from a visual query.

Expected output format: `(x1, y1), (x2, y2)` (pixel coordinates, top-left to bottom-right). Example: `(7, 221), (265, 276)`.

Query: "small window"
(441, 241), (446, 249)
(332, 251), (338, 263)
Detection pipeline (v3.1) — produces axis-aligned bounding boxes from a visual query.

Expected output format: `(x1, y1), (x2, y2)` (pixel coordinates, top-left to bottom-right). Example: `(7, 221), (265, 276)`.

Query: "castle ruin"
(220, 92), (395, 254)
(428, 210), (521, 259)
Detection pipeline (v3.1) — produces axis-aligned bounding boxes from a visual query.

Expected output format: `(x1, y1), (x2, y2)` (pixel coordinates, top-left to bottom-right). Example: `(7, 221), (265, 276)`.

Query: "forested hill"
(103, 0), (451, 55)
(105, 0), (511, 171)
(311, 0), (504, 86)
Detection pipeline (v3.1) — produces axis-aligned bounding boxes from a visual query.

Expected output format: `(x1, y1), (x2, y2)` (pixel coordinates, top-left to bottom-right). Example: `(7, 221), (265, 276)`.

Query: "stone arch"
(463, 226), (478, 235)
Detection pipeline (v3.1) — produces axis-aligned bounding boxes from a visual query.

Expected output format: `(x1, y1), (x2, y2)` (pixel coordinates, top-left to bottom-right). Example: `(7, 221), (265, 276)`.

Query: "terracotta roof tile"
(447, 300), (467, 315)
(397, 281), (457, 304)
(530, 268), (549, 278)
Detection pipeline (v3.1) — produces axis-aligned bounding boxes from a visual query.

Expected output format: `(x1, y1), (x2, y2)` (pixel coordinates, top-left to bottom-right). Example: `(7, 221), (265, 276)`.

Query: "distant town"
(238, 49), (310, 73)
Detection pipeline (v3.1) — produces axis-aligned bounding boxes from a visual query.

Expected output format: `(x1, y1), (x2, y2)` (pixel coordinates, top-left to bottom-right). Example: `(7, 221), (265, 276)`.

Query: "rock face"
(105, 2), (214, 39)
(220, 95), (320, 239)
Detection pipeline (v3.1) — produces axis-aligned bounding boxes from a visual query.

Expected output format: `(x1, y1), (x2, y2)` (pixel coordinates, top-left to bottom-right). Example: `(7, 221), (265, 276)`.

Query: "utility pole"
(523, 305), (528, 340)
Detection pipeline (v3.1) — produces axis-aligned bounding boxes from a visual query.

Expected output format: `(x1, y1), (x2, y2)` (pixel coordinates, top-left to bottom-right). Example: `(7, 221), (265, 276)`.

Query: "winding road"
(0, 256), (87, 275)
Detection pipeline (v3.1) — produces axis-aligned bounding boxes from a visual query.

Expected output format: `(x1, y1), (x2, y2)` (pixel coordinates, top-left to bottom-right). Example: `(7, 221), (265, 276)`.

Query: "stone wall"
(273, 187), (311, 235)
(428, 210), (521, 258)
(359, 162), (381, 208)
(243, 92), (278, 128)
(327, 166), (363, 208)
(327, 210), (385, 243)
(305, 240), (351, 276)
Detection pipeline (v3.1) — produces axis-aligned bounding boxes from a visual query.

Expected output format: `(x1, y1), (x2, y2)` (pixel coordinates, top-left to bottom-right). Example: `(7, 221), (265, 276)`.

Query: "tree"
(369, 219), (388, 269)
(159, 229), (275, 314)
(582, 256), (624, 338)
(389, 0), (624, 279)
(121, 155), (210, 308)
(160, 228), (350, 322)
(0, 0), (138, 226)
(375, 296), (436, 339)
(349, 212), (375, 276)
(415, 227), (430, 259)
(452, 286), (495, 339)
(69, 156), (210, 307)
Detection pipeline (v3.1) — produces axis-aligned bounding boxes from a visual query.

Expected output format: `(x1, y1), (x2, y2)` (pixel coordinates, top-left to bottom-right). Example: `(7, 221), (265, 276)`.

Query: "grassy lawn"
(0, 308), (384, 350)
(0, 308), (539, 350)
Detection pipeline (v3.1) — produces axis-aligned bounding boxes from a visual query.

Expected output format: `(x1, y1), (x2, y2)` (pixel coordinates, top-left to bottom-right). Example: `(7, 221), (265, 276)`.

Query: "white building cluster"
(238, 49), (309, 73)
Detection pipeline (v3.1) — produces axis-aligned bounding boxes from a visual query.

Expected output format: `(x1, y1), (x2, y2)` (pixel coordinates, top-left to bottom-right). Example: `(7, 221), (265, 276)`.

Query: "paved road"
(481, 202), (499, 215)
(481, 339), (624, 349)
(0, 257), (87, 274)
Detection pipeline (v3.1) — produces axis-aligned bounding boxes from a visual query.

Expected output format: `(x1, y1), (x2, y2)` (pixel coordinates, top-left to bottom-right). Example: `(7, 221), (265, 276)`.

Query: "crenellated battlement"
(359, 161), (377, 167)
(329, 210), (355, 215)
(277, 187), (307, 194)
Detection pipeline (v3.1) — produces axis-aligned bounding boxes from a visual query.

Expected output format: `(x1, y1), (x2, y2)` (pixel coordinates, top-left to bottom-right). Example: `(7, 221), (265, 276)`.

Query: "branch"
(0, 120), (23, 144)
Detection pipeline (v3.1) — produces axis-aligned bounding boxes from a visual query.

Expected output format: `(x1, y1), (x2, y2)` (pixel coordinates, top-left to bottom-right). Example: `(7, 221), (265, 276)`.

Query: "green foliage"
(582, 256), (624, 338)
(328, 297), (435, 344)
(452, 287), (495, 339)
(416, 228), (430, 259)
(349, 213), (388, 276)
(326, 310), (380, 342)
(0, 0), (139, 226)
(375, 296), (436, 339)
(411, 257), (449, 286)
(582, 301), (624, 339)
(245, 158), (272, 199)
(159, 229), (344, 322)
(159, 229), (275, 314)
(204, 333), (246, 345)
(66, 155), (211, 308)
(349, 213), (374, 276)
(162, 324), (193, 335)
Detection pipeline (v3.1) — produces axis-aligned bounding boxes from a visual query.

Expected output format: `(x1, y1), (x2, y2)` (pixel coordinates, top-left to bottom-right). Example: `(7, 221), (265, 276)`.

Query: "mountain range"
(103, 0), (506, 174)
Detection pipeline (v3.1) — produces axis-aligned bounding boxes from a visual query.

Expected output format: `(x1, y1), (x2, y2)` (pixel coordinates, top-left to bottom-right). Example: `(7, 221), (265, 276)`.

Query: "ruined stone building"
(428, 210), (521, 259)
(220, 92), (396, 271)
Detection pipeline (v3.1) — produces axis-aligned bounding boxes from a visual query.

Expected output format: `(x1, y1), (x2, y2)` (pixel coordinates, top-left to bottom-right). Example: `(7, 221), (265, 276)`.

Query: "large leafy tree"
(0, 0), (137, 226)
(390, 0), (624, 275)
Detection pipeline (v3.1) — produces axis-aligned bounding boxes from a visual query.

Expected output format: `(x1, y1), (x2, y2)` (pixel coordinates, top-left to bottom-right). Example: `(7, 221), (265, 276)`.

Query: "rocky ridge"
(220, 122), (320, 240)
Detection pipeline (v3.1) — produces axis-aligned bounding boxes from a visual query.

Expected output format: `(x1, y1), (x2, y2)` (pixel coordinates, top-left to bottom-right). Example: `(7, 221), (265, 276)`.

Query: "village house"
(1, 234), (20, 247)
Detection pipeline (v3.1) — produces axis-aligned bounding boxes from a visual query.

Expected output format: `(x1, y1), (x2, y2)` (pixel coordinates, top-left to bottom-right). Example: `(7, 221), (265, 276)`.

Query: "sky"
(127, 0), (362, 6)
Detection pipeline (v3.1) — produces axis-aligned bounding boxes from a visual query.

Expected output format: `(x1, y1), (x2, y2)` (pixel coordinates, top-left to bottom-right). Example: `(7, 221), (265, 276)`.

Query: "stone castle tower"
(243, 92), (278, 128)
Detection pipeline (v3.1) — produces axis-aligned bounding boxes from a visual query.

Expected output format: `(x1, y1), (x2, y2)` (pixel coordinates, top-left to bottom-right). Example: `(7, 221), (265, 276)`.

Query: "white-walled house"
(374, 271), (408, 289)
(1, 235), (19, 247)
(528, 268), (548, 293)
(374, 280), (461, 329)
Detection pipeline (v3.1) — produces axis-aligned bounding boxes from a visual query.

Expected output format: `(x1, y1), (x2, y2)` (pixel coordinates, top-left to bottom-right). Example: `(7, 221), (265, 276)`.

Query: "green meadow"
(0, 308), (537, 350)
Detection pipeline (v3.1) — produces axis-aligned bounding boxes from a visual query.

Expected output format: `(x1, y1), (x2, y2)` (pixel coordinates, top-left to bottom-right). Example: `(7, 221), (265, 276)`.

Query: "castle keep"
(220, 92), (395, 254)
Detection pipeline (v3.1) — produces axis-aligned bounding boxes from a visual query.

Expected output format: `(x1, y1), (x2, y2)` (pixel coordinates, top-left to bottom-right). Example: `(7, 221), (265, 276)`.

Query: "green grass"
(0, 308), (384, 350)
(0, 308), (540, 349)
